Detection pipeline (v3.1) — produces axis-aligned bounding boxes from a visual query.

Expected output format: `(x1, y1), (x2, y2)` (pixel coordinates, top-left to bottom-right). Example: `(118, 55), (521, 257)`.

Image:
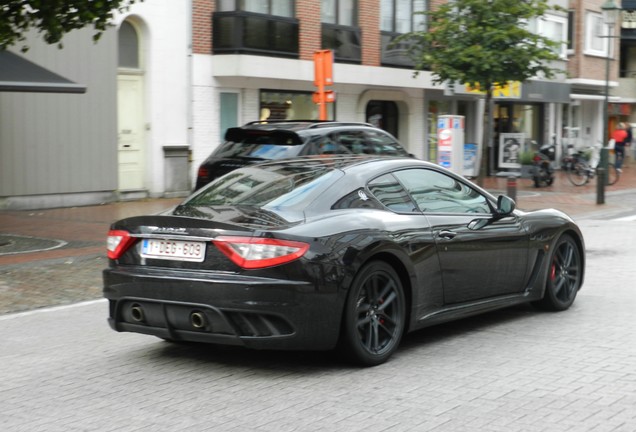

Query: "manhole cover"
(0, 234), (67, 256)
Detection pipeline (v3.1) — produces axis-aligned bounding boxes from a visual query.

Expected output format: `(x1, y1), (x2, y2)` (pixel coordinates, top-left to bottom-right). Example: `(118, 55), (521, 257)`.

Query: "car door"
(392, 168), (529, 305)
(364, 173), (446, 317)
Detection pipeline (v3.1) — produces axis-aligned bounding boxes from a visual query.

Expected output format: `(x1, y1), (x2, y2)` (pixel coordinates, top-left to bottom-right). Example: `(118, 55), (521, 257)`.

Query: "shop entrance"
(366, 100), (399, 138)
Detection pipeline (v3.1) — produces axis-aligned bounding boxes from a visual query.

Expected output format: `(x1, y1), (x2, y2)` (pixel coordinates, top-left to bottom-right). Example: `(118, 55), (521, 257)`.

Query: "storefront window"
(259, 90), (335, 121)
(494, 103), (542, 169)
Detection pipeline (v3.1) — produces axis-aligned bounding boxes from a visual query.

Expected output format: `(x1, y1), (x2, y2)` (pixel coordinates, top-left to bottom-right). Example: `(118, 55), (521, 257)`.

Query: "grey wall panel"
(0, 27), (118, 196)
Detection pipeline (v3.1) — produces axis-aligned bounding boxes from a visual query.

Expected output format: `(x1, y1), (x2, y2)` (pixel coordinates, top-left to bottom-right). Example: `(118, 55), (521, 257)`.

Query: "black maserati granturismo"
(104, 155), (585, 366)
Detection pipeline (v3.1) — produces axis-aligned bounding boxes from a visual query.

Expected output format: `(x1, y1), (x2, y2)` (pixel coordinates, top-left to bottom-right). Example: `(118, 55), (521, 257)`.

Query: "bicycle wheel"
(606, 163), (619, 185)
(567, 160), (590, 186)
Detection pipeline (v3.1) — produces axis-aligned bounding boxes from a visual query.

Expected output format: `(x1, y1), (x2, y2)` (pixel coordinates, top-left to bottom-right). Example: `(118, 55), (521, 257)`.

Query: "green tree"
(397, 0), (564, 184)
(0, 0), (140, 51)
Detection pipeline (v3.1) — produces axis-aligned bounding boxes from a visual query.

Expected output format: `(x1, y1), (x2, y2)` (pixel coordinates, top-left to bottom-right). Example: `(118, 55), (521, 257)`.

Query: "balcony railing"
(321, 23), (361, 63)
(381, 31), (417, 68)
(213, 11), (299, 58)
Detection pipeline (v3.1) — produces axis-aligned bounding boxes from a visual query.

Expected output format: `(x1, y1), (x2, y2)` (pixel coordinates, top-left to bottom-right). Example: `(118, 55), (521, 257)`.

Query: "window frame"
(537, 13), (568, 59)
(380, 0), (427, 33)
(217, 0), (295, 17)
(584, 11), (613, 58)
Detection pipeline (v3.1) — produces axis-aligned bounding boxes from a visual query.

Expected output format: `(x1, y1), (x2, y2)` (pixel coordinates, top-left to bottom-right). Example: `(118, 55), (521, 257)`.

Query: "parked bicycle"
(566, 141), (619, 186)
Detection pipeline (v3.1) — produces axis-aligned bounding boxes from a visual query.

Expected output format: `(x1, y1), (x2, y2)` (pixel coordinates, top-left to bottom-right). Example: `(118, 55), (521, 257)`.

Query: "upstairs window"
(380, 0), (426, 33)
(218, 0), (294, 17)
(585, 11), (612, 58)
(529, 14), (568, 59)
(322, 0), (357, 26)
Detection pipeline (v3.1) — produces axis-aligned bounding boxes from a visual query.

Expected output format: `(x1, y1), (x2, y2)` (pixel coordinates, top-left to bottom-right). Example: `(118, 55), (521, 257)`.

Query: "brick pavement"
(0, 216), (634, 431)
(0, 162), (635, 315)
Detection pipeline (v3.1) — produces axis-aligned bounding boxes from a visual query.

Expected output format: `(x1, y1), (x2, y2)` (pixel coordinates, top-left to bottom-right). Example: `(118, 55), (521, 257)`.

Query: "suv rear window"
(306, 129), (410, 156)
(212, 129), (305, 160)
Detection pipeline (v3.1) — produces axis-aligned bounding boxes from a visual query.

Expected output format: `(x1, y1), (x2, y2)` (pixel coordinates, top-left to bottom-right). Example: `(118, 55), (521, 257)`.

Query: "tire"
(606, 163), (619, 186)
(339, 261), (406, 366)
(533, 235), (582, 311)
(567, 160), (590, 186)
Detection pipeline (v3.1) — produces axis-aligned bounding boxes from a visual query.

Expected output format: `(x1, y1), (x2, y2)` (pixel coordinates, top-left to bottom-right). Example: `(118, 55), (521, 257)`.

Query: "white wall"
(116, 0), (191, 196)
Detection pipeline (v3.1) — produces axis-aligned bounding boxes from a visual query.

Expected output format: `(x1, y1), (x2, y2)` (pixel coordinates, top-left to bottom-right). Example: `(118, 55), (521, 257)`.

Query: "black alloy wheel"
(339, 261), (406, 366)
(534, 234), (582, 311)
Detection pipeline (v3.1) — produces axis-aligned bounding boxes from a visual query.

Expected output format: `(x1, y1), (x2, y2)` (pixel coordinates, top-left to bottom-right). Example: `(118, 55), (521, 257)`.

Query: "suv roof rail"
(242, 120), (374, 129)
(306, 121), (374, 129)
(243, 120), (325, 126)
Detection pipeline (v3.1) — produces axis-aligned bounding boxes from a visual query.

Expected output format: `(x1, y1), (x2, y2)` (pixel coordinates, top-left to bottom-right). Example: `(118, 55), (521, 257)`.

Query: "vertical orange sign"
(314, 50), (334, 120)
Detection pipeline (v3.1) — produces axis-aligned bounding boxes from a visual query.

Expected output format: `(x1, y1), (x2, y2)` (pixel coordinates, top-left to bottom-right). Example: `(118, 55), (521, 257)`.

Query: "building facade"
(190, 0), (572, 178)
(0, 1), (191, 210)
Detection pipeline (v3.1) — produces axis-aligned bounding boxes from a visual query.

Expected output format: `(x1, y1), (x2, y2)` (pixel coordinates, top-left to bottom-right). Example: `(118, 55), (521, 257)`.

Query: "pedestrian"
(612, 123), (628, 172)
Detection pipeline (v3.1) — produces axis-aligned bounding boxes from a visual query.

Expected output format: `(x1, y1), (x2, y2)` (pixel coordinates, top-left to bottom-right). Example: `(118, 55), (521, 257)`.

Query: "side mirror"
(496, 195), (516, 217)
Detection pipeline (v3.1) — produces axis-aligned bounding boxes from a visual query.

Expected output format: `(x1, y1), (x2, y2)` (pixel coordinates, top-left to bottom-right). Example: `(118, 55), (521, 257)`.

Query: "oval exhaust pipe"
(190, 311), (207, 329)
(130, 304), (145, 322)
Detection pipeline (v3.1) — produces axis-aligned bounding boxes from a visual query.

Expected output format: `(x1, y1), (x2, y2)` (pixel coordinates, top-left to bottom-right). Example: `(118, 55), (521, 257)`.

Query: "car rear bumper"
(103, 266), (343, 350)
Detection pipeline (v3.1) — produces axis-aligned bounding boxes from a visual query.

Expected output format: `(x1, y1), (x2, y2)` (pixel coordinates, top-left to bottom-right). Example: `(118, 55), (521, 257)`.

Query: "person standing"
(612, 123), (628, 172)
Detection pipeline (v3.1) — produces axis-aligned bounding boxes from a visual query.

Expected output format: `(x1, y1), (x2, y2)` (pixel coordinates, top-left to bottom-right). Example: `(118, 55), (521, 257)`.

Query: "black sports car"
(104, 156), (585, 366)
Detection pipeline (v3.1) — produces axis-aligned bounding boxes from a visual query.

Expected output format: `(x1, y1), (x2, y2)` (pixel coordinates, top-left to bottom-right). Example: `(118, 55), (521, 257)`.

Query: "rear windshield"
(212, 129), (305, 160)
(185, 162), (342, 212)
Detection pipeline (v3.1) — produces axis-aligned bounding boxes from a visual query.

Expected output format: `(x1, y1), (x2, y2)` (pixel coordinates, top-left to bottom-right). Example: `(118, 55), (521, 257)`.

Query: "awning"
(0, 50), (86, 94)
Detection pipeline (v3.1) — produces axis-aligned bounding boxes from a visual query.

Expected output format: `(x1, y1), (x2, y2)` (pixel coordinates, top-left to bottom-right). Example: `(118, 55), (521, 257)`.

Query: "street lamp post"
(598, 0), (620, 205)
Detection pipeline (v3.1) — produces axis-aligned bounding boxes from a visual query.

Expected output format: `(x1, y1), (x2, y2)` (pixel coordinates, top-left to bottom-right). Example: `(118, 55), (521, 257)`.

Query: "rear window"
(212, 129), (305, 160)
(185, 163), (343, 211)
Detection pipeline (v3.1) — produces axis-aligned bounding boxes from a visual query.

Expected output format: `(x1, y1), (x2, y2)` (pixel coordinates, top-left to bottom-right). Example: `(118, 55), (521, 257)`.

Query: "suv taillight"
(197, 167), (209, 179)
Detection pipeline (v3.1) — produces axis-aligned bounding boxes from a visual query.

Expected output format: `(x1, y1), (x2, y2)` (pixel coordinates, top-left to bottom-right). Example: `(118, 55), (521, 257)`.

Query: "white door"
(117, 74), (145, 190)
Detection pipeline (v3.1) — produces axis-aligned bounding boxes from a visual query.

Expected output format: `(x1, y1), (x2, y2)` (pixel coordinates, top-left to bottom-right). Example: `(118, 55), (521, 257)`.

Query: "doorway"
(117, 20), (145, 191)
(366, 100), (399, 138)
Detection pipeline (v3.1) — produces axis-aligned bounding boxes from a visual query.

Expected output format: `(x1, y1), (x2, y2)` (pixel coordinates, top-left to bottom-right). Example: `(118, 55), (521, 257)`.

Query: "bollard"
(596, 167), (605, 205)
(507, 175), (517, 202)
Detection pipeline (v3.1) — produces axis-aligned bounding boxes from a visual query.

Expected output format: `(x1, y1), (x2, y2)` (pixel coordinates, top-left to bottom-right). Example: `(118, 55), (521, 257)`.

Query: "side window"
(393, 169), (491, 214)
(367, 174), (417, 213)
(332, 188), (384, 210)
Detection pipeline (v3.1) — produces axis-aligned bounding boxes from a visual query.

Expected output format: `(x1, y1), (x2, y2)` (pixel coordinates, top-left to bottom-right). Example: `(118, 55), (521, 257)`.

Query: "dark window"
(380, 0), (427, 67)
(366, 101), (399, 138)
(567, 10), (574, 52)
(321, 0), (360, 62)
(213, 12), (299, 57)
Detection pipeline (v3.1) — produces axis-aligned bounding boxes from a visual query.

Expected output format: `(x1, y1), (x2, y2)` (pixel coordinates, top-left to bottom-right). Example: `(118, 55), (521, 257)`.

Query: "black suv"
(194, 120), (411, 190)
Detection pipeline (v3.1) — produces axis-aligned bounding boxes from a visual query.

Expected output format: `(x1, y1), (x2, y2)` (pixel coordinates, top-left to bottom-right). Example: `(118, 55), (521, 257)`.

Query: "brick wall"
(568, 0), (620, 82)
(193, 0), (213, 54)
(297, 0), (322, 60)
(360, 0), (381, 66)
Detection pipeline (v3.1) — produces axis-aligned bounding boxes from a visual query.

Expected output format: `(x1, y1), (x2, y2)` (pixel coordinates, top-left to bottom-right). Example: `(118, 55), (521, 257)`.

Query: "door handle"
(438, 230), (457, 240)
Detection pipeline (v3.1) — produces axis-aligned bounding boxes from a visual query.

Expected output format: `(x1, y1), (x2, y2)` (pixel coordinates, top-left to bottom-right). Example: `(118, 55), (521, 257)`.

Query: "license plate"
(140, 239), (206, 262)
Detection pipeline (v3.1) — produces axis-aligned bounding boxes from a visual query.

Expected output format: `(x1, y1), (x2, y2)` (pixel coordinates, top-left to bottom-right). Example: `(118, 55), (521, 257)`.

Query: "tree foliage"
(0, 0), (140, 51)
(399, 0), (564, 89)
(396, 0), (565, 181)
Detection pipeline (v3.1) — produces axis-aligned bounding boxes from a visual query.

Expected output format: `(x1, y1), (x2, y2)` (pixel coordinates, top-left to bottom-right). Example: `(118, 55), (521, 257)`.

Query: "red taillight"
(533, 155), (542, 162)
(197, 166), (209, 178)
(212, 236), (309, 269)
(107, 230), (137, 259)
